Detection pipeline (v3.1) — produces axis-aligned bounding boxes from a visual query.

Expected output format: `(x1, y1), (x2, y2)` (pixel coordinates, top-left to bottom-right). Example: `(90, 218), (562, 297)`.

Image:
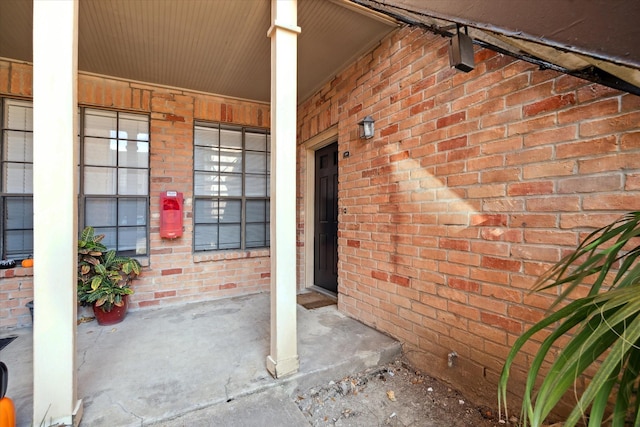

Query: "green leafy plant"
(498, 212), (640, 426)
(77, 226), (141, 312)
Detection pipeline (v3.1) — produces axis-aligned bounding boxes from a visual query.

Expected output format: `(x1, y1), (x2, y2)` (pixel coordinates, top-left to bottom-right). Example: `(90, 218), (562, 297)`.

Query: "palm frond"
(499, 212), (640, 427)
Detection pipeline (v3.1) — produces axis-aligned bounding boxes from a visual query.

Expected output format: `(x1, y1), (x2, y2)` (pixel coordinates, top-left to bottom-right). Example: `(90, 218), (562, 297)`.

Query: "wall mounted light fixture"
(358, 116), (375, 139)
(449, 26), (475, 73)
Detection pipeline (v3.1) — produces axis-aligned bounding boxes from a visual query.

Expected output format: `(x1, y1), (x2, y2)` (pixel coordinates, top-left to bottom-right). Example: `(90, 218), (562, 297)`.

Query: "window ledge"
(132, 256), (150, 268)
(0, 257), (150, 279)
(193, 248), (270, 263)
(0, 266), (33, 278)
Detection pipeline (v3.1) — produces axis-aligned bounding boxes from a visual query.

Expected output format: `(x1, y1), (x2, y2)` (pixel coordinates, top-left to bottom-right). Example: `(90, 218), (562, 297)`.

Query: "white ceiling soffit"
(299, 0), (398, 102)
(0, 0), (397, 103)
(354, 0), (640, 94)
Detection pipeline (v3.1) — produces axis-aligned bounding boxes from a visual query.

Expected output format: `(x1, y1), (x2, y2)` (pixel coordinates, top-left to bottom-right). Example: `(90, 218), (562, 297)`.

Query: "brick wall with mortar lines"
(297, 25), (640, 412)
(0, 59), (271, 328)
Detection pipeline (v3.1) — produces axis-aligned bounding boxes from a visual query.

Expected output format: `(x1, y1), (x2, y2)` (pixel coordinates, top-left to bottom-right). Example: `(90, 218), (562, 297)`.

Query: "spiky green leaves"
(499, 212), (640, 427)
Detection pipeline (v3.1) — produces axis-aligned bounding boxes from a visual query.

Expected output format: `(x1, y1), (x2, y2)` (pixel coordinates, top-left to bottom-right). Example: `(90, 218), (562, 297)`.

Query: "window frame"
(193, 121), (270, 252)
(0, 100), (151, 259)
(79, 106), (150, 257)
(0, 97), (34, 260)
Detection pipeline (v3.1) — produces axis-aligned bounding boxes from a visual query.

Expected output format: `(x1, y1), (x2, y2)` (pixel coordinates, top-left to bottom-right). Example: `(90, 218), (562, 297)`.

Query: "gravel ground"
(295, 359), (513, 427)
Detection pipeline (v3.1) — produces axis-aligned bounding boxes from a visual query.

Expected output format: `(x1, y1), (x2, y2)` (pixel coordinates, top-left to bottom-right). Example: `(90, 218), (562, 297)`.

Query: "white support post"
(266, 0), (301, 378)
(32, 0), (82, 425)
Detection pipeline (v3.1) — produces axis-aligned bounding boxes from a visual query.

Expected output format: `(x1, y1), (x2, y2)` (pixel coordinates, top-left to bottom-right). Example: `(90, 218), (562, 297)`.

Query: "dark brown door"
(314, 142), (338, 293)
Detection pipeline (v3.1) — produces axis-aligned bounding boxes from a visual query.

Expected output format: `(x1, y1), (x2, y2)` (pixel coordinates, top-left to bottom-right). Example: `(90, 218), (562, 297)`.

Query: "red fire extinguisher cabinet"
(160, 191), (183, 239)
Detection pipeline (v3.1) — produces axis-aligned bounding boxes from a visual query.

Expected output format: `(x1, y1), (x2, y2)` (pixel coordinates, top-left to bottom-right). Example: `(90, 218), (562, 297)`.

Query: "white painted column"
(33, 0), (82, 425)
(266, 0), (300, 378)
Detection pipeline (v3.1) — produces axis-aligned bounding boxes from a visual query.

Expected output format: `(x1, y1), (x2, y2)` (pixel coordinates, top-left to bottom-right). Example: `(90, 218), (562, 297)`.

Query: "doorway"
(314, 142), (338, 293)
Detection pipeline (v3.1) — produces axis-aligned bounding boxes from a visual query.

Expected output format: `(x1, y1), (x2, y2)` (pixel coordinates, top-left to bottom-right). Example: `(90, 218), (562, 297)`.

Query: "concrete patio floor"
(1, 292), (401, 426)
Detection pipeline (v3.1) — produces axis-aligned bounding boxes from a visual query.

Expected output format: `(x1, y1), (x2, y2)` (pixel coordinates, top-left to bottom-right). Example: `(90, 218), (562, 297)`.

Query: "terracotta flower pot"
(93, 296), (129, 326)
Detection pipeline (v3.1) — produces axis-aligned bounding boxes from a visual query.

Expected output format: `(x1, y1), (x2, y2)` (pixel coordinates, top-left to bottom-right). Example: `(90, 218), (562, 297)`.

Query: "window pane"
(118, 140), (149, 168)
(4, 131), (33, 162)
(118, 226), (146, 255)
(194, 224), (217, 251)
(245, 175), (267, 197)
(219, 200), (241, 223)
(92, 227), (116, 249)
(220, 128), (241, 149)
(246, 152), (267, 174)
(266, 135), (271, 152)
(219, 224), (241, 249)
(245, 131), (266, 151)
(4, 163), (33, 193)
(85, 198), (117, 227)
(219, 149), (242, 173)
(6, 197), (33, 229)
(119, 198), (147, 226)
(5, 100), (33, 131)
(84, 166), (116, 195)
(246, 199), (268, 249)
(84, 137), (117, 166)
(194, 199), (218, 223)
(194, 172), (218, 196)
(85, 109), (117, 138)
(118, 168), (148, 195)
(246, 224), (267, 248)
(194, 146), (218, 172)
(194, 199), (241, 224)
(219, 173), (242, 196)
(5, 230), (33, 258)
(246, 200), (266, 223)
(119, 113), (149, 141)
(195, 126), (219, 148)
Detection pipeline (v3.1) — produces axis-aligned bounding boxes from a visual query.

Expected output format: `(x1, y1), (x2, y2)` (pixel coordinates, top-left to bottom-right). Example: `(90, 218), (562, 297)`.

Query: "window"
(1, 99), (33, 259)
(81, 108), (149, 256)
(194, 122), (270, 251)
(0, 102), (148, 259)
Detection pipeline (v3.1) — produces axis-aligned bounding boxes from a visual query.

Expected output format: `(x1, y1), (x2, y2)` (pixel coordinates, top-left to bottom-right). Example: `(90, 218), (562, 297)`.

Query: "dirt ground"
(295, 359), (514, 427)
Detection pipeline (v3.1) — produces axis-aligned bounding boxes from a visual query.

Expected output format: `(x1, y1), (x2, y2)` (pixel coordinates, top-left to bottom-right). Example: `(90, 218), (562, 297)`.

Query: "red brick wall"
(0, 59), (271, 328)
(297, 26), (640, 410)
(0, 267), (33, 328)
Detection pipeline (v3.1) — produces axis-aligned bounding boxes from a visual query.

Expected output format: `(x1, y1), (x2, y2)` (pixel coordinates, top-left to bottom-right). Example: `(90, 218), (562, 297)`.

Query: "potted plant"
(77, 226), (141, 325)
(499, 212), (640, 426)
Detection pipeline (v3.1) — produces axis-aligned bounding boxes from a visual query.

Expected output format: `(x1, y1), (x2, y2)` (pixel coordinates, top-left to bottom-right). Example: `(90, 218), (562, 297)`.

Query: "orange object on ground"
(0, 362), (14, 427)
(0, 397), (15, 427)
